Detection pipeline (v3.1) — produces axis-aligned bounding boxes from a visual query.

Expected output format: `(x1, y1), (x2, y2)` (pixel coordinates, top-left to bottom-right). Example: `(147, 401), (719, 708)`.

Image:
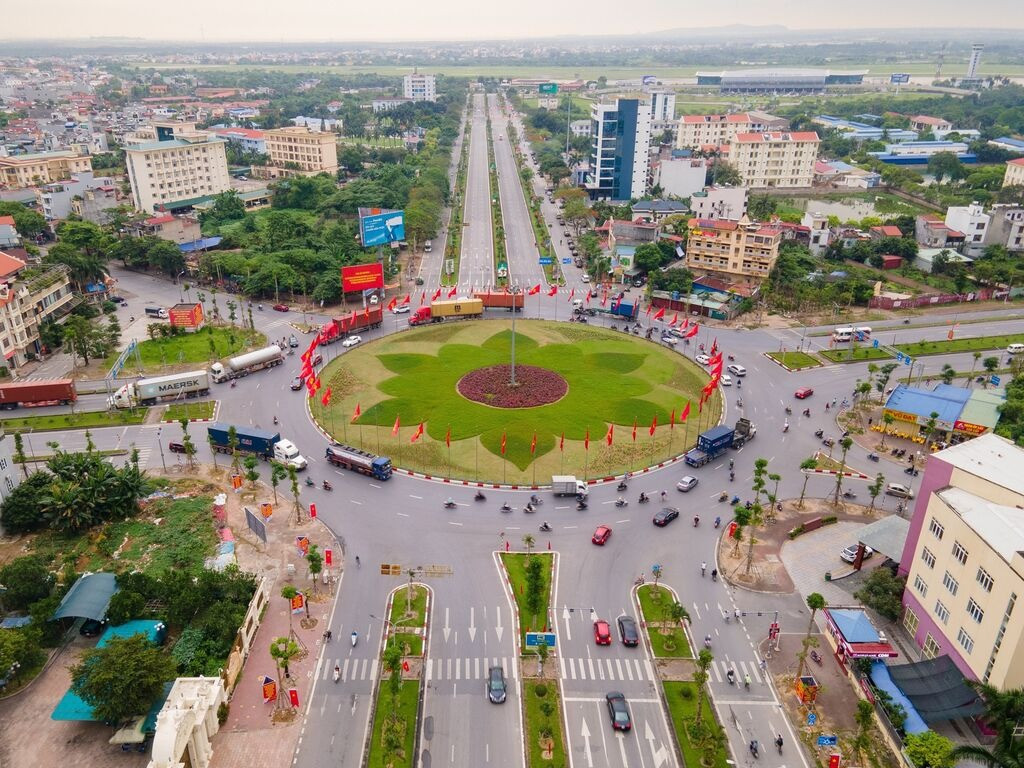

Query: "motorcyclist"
(540, 521), (551, 531)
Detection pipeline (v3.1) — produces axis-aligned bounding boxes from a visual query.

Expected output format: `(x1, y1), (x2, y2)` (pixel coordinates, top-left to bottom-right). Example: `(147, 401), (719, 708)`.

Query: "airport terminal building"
(697, 68), (867, 93)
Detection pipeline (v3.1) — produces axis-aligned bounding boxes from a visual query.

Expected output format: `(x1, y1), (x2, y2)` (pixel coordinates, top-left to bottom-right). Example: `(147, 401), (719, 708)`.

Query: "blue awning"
(179, 237), (222, 253)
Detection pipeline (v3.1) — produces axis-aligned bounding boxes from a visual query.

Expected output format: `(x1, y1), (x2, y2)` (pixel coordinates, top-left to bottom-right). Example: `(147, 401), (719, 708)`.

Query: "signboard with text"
(538, 83), (558, 94)
(891, 73), (911, 84)
(359, 209), (406, 247)
(342, 263), (384, 293)
(525, 632), (557, 648)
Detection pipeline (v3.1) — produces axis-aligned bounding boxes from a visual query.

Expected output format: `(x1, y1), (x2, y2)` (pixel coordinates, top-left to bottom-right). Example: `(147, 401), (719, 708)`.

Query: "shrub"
(822, 515), (838, 524)
(678, 685), (694, 700)
(534, 682), (548, 698)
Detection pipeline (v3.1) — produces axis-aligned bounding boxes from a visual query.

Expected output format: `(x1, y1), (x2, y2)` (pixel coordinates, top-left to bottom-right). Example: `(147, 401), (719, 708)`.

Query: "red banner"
(341, 263), (384, 293)
(325, 548), (333, 567)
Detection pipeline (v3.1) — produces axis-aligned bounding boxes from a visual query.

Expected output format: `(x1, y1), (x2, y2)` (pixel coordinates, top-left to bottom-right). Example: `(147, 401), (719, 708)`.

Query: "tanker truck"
(109, 371), (210, 409)
(210, 345), (284, 383)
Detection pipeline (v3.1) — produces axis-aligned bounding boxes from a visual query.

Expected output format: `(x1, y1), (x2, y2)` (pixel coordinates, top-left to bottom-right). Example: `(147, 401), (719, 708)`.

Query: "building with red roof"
(685, 216), (782, 285)
(730, 131), (820, 188)
(1004, 157), (1024, 189)
(675, 111), (788, 149)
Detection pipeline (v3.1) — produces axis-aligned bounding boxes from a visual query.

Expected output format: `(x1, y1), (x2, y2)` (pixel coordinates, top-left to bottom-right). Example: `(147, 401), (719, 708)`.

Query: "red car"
(592, 525), (612, 545)
(273, 303), (290, 312)
(594, 619), (612, 645)
(795, 387), (814, 399)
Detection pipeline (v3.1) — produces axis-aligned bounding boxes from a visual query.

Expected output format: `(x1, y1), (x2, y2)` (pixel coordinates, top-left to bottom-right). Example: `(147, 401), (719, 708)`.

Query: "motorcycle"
(811, 649), (823, 665)
(905, 467), (920, 476)
(444, 499), (456, 509)
(785, 406), (792, 415)
(843, 491), (857, 499)
(737, 399), (743, 408)
(333, 665), (340, 683)
(714, 516), (721, 528)
(351, 631), (358, 648)
(868, 452), (880, 461)
(729, 471), (735, 482)
(726, 669), (736, 685)
(727, 354), (735, 361)
(524, 503), (535, 513)
(693, 515), (700, 527)
(731, 495), (740, 505)
(814, 429), (824, 438)
(783, 422), (790, 433)
(614, 498), (628, 508)
(530, 494), (543, 506)
(500, 503), (513, 513)
(718, 491), (728, 503)
(474, 490), (486, 501)
(322, 480), (333, 491)
(802, 408), (811, 417)
(750, 741), (759, 759)
(638, 493), (650, 504)
(539, 522), (552, 532)
(616, 481), (628, 492)
(576, 500), (588, 510)
(704, 634), (712, 649)
(305, 477), (315, 487)
(273, 416), (279, 425)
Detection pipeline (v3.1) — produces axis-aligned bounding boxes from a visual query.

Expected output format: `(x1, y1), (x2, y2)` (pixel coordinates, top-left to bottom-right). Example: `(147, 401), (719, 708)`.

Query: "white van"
(424, 240), (432, 252)
(1007, 343), (1024, 354)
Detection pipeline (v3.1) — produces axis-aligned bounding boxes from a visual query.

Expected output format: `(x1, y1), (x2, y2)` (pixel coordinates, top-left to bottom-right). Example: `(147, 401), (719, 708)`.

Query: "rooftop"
(125, 137), (225, 152)
(932, 432), (1024, 497)
(936, 487), (1024, 565)
(884, 383), (970, 424)
(911, 115), (950, 126)
(734, 131), (819, 143)
(1010, 158), (1024, 167)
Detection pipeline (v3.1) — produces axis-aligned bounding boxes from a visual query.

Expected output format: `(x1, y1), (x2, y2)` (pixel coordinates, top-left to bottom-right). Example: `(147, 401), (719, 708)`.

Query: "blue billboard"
(642, 75), (657, 85)
(360, 210), (406, 247)
(890, 73), (910, 84)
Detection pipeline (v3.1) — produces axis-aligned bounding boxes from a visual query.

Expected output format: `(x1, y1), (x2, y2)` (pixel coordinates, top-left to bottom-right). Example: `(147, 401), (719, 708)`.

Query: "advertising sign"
(244, 507), (268, 543)
(261, 675), (277, 703)
(885, 409), (919, 424)
(325, 548), (333, 567)
(954, 420), (987, 436)
(891, 73), (911, 84)
(290, 593), (305, 615)
(642, 75), (657, 85)
(525, 632), (557, 648)
(538, 83), (558, 94)
(309, 502), (317, 519)
(359, 209), (405, 247)
(342, 263), (385, 293)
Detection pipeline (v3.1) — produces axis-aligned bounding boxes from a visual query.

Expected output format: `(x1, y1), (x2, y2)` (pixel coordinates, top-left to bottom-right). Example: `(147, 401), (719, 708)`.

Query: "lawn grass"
(523, 679), (567, 768)
(388, 585), (427, 657)
(663, 681), (731, 768)
(165, 401), (216, 422)
(26, 494), (219, 575)
(0, 408), (149, 433)
(136, 326), (265, 369)
(820, 333), (1024, 363)
(320, 319), (717, 483)
(501, 552), (552, 645)
(766, 350), (821, 369)
(636, 584), (692, 658)
(366, 679), (420, 768)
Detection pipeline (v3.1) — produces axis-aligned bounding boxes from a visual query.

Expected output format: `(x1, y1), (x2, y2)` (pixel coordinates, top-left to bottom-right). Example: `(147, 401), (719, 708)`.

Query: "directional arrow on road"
(580, 717), (594, 768)
(495, 606), (504, 643)
(562, 606), (573, 641)
(646, 721), (671, 767)
(468, 606), (477, 643)
(443, 607), (451, 642)
(617, 730), (629, 766)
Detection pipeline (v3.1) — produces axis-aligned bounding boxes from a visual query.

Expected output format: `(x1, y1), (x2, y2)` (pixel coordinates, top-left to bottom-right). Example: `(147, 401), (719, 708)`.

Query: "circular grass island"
(314, 320), (720, 484)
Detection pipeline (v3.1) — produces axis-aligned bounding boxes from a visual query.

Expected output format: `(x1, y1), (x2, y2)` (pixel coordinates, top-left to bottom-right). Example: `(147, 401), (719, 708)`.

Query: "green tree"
(881, 412), (896, 448)
(523, 555), (545, 629)
(633, 242), (665, 274)
(712, 159), (742, 186)
(983, 356), (1000, 374)
(905, 730), (956, 768)
(0, 473), (52, 533)
(794, 593), (826, 683)
(522, 533), (535, 554)
(797, 457), (817, 508)
(243, 455), (260, 488)
(70, 634), (177, 723)
(940, 364), (956, 385)
(270, 463), (288, 504)
(868, 473), (885, 512)
(12, 432), (28, 478)
(535, 639), (549, 675)
(854, 568), (906, 620)
(0, 556), (54, 610)
(306, 544), (323, 593)
(288, 465), (302, 524)
(927, 152), (966, 184)
(178, 418), (197, 470)
(228, 426), (241, 473)
(832, 437), (854, 505)
(280, 585), (298, 636)
(0, 201), (47, 237)
(269, 636), (302, 708)
(692, 648), (714, 727)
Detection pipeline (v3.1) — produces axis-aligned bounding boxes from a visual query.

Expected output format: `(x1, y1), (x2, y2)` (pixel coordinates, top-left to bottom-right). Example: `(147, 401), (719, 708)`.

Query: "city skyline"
(1, 0), (1022, 42)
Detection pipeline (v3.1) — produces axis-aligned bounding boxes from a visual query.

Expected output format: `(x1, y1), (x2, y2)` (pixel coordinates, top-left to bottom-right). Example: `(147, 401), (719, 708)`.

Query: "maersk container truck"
(409, 298), (484, 326)
(109, 371), (210, 409)
(324, 443), (393, 480)
(684, 425), (735, 468)
(210, 345), (284, 383)
(0, 379), (77, 410)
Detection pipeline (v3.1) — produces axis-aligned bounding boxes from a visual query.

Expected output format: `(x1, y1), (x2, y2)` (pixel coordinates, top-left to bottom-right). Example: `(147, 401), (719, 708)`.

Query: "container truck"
(683, 425), (735, 467)
(0, 379), (77, 410)
(409, 298), (484, 326)
(594, 300), (640, 320)
(732, 417), (757, 448)
(321, 307), (384, 344)
(109, 370), (210, 409)
(551, 475), (588, 497)
(210, 345), (284, 383)
(474, 291), (524, 312)
(324, 443), (393, 480)
(206, 423), (308, 469)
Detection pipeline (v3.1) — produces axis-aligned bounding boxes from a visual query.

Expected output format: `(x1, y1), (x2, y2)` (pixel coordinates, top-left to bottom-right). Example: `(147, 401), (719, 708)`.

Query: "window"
(977, 567), (994, 593)
(952, 541), (968, 566)
(967, 598), (984, 624)
(914, 575), (928, 598)
(923, 633), (940, 659)
(929, 518), (945, 540)
(943, 571), (959, 596)
(935, 600), (950, 624)
(903, 606), (920, 634)
(957, 627), (975, 654)
(921, 547), (936, 569)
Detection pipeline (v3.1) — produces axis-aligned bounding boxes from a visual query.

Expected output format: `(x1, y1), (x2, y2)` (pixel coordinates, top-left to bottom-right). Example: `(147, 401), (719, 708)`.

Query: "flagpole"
(447, 426), (451, 481)
(475, 439), (479, 484)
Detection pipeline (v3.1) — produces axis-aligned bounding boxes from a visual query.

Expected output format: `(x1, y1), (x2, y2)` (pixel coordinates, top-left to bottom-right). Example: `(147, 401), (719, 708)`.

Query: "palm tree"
(833, 437), (853, 505)
(270, 464), (287, 504)
(950, 736), (1024, 768)
(959, 682), (1024, 755)
(880, 412), (895, 448)
(794, 593), (826, 682)
(693, 649), (714, 727)
(968, 351), (982, 386)
(797, 457), (818, 508)
(522, 533), (535, 554)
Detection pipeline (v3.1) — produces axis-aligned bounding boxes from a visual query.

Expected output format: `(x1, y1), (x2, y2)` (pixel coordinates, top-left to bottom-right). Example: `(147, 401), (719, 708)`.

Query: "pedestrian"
(832, 397), (837, 407)
(760, 658), (767, 672)
(868, 418), (873, 426)
(701, 561), (707, 576)
(711, 569), (718, 581)
(825, 402), (830, 412)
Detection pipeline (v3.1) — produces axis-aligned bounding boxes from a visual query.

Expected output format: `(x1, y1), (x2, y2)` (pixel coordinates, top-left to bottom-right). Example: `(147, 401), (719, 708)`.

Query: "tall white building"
(403, 73), (437, 102)
(966, 44), (984, 80)
(585, 98), (651, 201)
(649, 91), (676, 123)
(125, 133), (231, 212)
(729, 131), (819, 189)
(945, 202), (991, 257)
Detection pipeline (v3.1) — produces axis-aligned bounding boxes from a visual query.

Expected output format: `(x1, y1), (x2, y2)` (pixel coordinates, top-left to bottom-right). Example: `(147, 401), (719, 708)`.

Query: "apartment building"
(675, 111), (787, 150)
(403, 73), (436, 102)
(1004, 158), (1024, 188)
(125, 133), (231, 213)
(945, 202), (990, 257)
(899, 434), (1024, 690)
(213, 127), (267, 155)
(729, 131), (819, 189)
(689, 186), (748, 220)
(685, 216), (782, 283)
(0, 149), (92, 189)
(261, 126), (339, 178)
(0, 251), (76, 370)
(585, 98), (651, 201)
(649, 91), (676, 122)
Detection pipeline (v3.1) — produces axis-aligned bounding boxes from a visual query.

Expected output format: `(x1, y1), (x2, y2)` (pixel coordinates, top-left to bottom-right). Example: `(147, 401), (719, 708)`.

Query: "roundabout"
(314, 319), (720, 484)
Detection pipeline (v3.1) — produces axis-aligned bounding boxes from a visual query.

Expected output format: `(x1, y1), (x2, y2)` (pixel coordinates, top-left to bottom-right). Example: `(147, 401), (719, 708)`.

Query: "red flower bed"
(457, 365), (568, 408)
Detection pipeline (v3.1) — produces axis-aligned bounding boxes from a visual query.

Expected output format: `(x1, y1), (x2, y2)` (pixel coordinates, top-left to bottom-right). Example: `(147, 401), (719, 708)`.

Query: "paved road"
(456, 93), (495, 292)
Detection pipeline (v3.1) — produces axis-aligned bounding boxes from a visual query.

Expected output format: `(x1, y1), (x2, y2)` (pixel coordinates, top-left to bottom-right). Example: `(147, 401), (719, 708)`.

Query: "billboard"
(360, 209), (405, 247)
(890, 73), (910, 84)
(342, 263), (384, 293)
(642, 75), (657, 85)
(538, 83), (558, 94)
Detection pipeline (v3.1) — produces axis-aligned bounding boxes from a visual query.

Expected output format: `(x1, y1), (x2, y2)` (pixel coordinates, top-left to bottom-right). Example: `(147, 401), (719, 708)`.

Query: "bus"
(832, 326), (872, 343)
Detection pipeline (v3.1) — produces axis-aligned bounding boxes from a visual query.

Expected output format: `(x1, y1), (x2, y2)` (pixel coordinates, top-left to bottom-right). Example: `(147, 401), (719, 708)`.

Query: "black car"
(80, 618), (105, 637)
(109, 295), (125, 304)
(617, 616), (639, 647)
(653, 507), (680, 527)
(168, 441), (186, 454)
(606, 691), (632, 731)
(487, 666), (507, 704)
(290, 376), (304, 391)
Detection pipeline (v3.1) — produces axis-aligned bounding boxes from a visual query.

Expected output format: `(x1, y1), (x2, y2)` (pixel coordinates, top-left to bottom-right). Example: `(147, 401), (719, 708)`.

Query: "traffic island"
(523, 679), (567, 767)
(0, 408), (149, 433)
(662, 682), (731, 768)
(636, 583), (693, 659)
(765, 350), (822, 371)
(365, 583), (430, 768)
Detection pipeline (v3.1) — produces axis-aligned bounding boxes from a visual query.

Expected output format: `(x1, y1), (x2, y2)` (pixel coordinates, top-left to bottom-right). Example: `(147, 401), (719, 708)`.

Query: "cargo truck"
(594, 300), (640, 320)
(732, 417), (757, 448)
(551, 475), (588, 497)
(321, 307), (384, 345)
(684, 425), (735, 467)
(474, 291), (524, 312)
(0, 379), (77, 410)
(109, 370), (211, 409)
(210, 345), (284, 383)
(409, 298), (484, 326)
(324, 443), (393, 480)
(206, 423), (308, 469)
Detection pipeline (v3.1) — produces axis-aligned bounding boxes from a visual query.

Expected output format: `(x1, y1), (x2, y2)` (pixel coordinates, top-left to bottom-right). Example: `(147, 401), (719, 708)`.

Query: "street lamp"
(176, 271), (186, 302)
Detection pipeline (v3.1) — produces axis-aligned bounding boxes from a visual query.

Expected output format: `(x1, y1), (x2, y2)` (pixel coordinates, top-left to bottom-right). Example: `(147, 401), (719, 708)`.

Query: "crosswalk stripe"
(625, 660), (634, 681)
(606, 659), (614, 679)
(342, 658), (350, 681)
(447, 658), (452, 679)
(588, 658), (596, 679)
(570, 658), (577, 679)
(456, 658), (461, 680)
(597, 660), (605, 681)
(369, 659), (378, 681)
(644, 660), (654, 680)
(474, 658), (480, 679)
(616, 659), (624, 680)
(426, 659), (433, 681)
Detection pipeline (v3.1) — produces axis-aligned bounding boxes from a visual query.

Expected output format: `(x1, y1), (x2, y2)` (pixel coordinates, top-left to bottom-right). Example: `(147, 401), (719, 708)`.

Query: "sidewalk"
(208, 470), (341, 768)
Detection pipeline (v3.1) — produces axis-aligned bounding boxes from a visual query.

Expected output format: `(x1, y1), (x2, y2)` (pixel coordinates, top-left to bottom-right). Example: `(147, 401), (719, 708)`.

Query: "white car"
(581, 275), (591, 283)
(727, 364), (747, 377)
(661, 335), (679, 345)
(676, 476), (698, 492)
(341, 335), (363, 348)
(696, 354), (711, 366)
(720, 374), (733, 386)
(392, 305), (410, 315)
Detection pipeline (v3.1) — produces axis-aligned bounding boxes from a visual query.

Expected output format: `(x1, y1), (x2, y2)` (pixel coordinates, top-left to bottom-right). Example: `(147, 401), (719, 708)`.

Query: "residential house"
(0, 149), (92, 189)
(685, 216), (781, 285)
(1004, 158), (1024, 188)
(945, 203), (990, 257)
(800, 211), (831, 256)
(36, 171), (117, 221)
(133, 213), (202, 245)
(984, 205), (1024, 252)
(689, 186), (747, 220)
(650, 155), (706, 199)
(675, 111), (787, 149)
(212, 127), (267, 155)
(631, 200), (688, 223)
(0, 217), (19, 249)
(870, 225), (904, 240)
(910, 115), (953, 133)
(916, 214), (967, 251)
(0, 250), (76, 370)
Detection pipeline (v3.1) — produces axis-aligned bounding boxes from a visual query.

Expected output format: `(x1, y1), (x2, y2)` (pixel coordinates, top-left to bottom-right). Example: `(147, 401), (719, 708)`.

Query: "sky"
(2, 0), (1020, 41)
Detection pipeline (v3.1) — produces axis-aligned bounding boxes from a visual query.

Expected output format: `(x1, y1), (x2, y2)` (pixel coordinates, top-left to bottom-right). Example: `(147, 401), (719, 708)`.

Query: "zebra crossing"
(426, 657), (518, 683)
(558, 656), (655, 683)
(325, 657), (381, 683)
(707, 658), (765, 686)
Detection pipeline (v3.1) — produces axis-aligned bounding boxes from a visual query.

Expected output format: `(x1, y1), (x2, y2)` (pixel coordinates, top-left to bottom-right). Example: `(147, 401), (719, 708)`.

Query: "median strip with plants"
(0, 408), (149, 433)
(486, 116), (507, 288)
(442, 114), (471, 287)
(820, 333), (1024, 363)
